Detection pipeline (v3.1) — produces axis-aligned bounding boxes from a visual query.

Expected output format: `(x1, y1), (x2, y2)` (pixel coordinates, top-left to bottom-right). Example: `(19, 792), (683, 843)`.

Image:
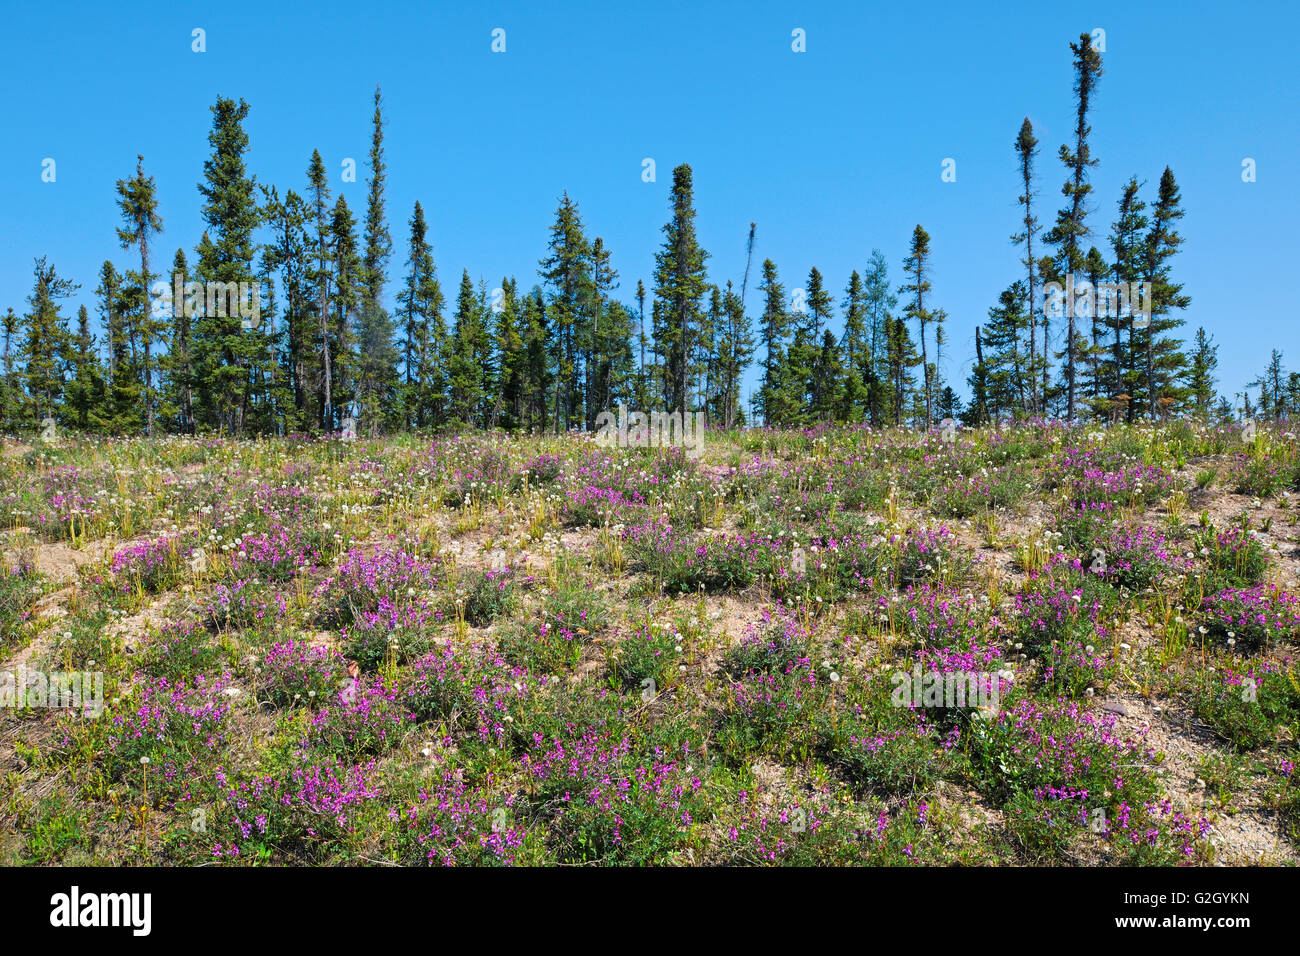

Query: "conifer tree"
(64, 304), (107, 431)
(1012, 118), (1043, 414)
(1045, 33), (1103, 420)
(653, 164), (709, 414)
(841, 270), (867, 380)
(588, 237), (622, 422)
(1185, 328), (1219, 419)
(884, 314), (921, 426)
(810, 330), (845, 422)
(964, 325), (990, 425)
(982, 282), (1032, 417)
(329, 195), (363, 428)
(1080, 244), (1109, 412)
(305, 149), (334, 429)
(802, 267), (835, 414)
(1108, 177), (1147, 418)
(757, 259), (791, 425)
(194, 97), (261, 434)
(492, 278), (526, 428)
(634, 279), (649, 409)
(21, 258), (78, 424)
(362, 86), (392, 308)
(0, 307), (18, 429)
(95, 261), (138, 431)
(355, 84), (398, 432)
(397, 200), (445, 428)
(900, 225), (938, 425)
(261, 187), (309, 429)
(520, 289), (553, 432)
(447, 270), (489, 425)
(862, 250), (896, 425)
(1140, 167), (1191, 418)
(538, 193), (591, 430)
(116, 154), (164, 434)
(715, 280), (754, 428)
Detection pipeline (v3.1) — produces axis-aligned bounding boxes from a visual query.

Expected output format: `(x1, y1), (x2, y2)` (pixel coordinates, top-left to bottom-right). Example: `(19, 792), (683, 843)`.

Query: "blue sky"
(1, 0), (1295, 410)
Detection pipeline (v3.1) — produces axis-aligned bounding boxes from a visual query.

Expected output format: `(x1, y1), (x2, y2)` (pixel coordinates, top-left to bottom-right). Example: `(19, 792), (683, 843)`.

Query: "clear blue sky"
(1, 0), (1295, 410)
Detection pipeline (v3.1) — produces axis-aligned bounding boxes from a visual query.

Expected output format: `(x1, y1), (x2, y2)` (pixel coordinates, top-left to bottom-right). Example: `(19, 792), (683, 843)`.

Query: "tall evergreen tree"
(261, 189), (311, 430)
(538, 193), (591, 430)
(329, 195), (363, 428)
(194, 97), (261, 434)
(982, 281), (1032, 417)
(362, 85), (392, 307)
(899, 225), (939, 426)
(447, 270), (489, 425)
(861, 250), (896, 425)
(1185, 328), (1219, 419)
(21, 258), (78, 424)
(715, 280), (754, 428)
(397, 200), (445, 428)
(1044, 33), (1103, 420)
(1012, 118), (1044, 415)
(802, 267), (835, 415)
(0, 307), (18, 429)
(116, 154), (164, 434)
(653, 164), (709, 413)
(1108, 176), (1147, 418)
(355, 84), (398, 432)
(1140, 167), (1191, 418)
(884, 314), (922, 426)
(305, 149), (334, 429)
(64, 304), (107, 431)
(95, 260), (137, 431)
(757, 259), (792, 425)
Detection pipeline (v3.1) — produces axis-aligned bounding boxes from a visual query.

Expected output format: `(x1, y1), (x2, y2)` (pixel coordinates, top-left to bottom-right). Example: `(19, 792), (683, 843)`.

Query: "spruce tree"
(329, 195), (363, 429)
(262, 190), (312, 430)
(194, 97), (260, 434)
(116, 154), (164, 434)
(802, 267), (834, 415)
(1012, 118), (1043, 414)
(96, 261), (138, 431)
(0, 307), (18, 430)
(355, 84), (397, 432)
(862, 250), (896, 425)
(447, 271), (489, 426)
(884, 314), (922, 426)
(493, 278), (526, 428)
(362, 85), (392, 307)
(1140, 167), (1191, 418)
(964, 325), (990, 426)
(21, 258), (78, 424)
(397, 200), (445, 428)
(1108, 177), (1147, 419)
(899, 225), (938, 425)
(538, 193), (591, 430)
(305, 149), (334, 429)
(1185, 328), (1219, 419)
(588, 237), (621, 423)
(653, 164), (709, 414)
(64, 304), (107, 431)
(1045, 33), (1103, 420)
(715, 280), (754, 428)
(520, 289), (554, 432)
(757, 259), (791, 425)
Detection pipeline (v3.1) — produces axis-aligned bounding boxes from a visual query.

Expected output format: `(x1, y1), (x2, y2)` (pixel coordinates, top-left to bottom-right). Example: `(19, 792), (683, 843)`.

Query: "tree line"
(2, 37), (1293, 439)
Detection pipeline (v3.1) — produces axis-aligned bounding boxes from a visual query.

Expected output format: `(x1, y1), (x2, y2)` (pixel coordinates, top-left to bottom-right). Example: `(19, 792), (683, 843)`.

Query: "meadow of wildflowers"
(2, 420), (1298, 866)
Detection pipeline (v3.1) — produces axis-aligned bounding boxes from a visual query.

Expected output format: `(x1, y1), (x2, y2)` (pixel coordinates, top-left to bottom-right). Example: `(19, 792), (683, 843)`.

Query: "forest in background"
(4, 32), (1298, 440)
